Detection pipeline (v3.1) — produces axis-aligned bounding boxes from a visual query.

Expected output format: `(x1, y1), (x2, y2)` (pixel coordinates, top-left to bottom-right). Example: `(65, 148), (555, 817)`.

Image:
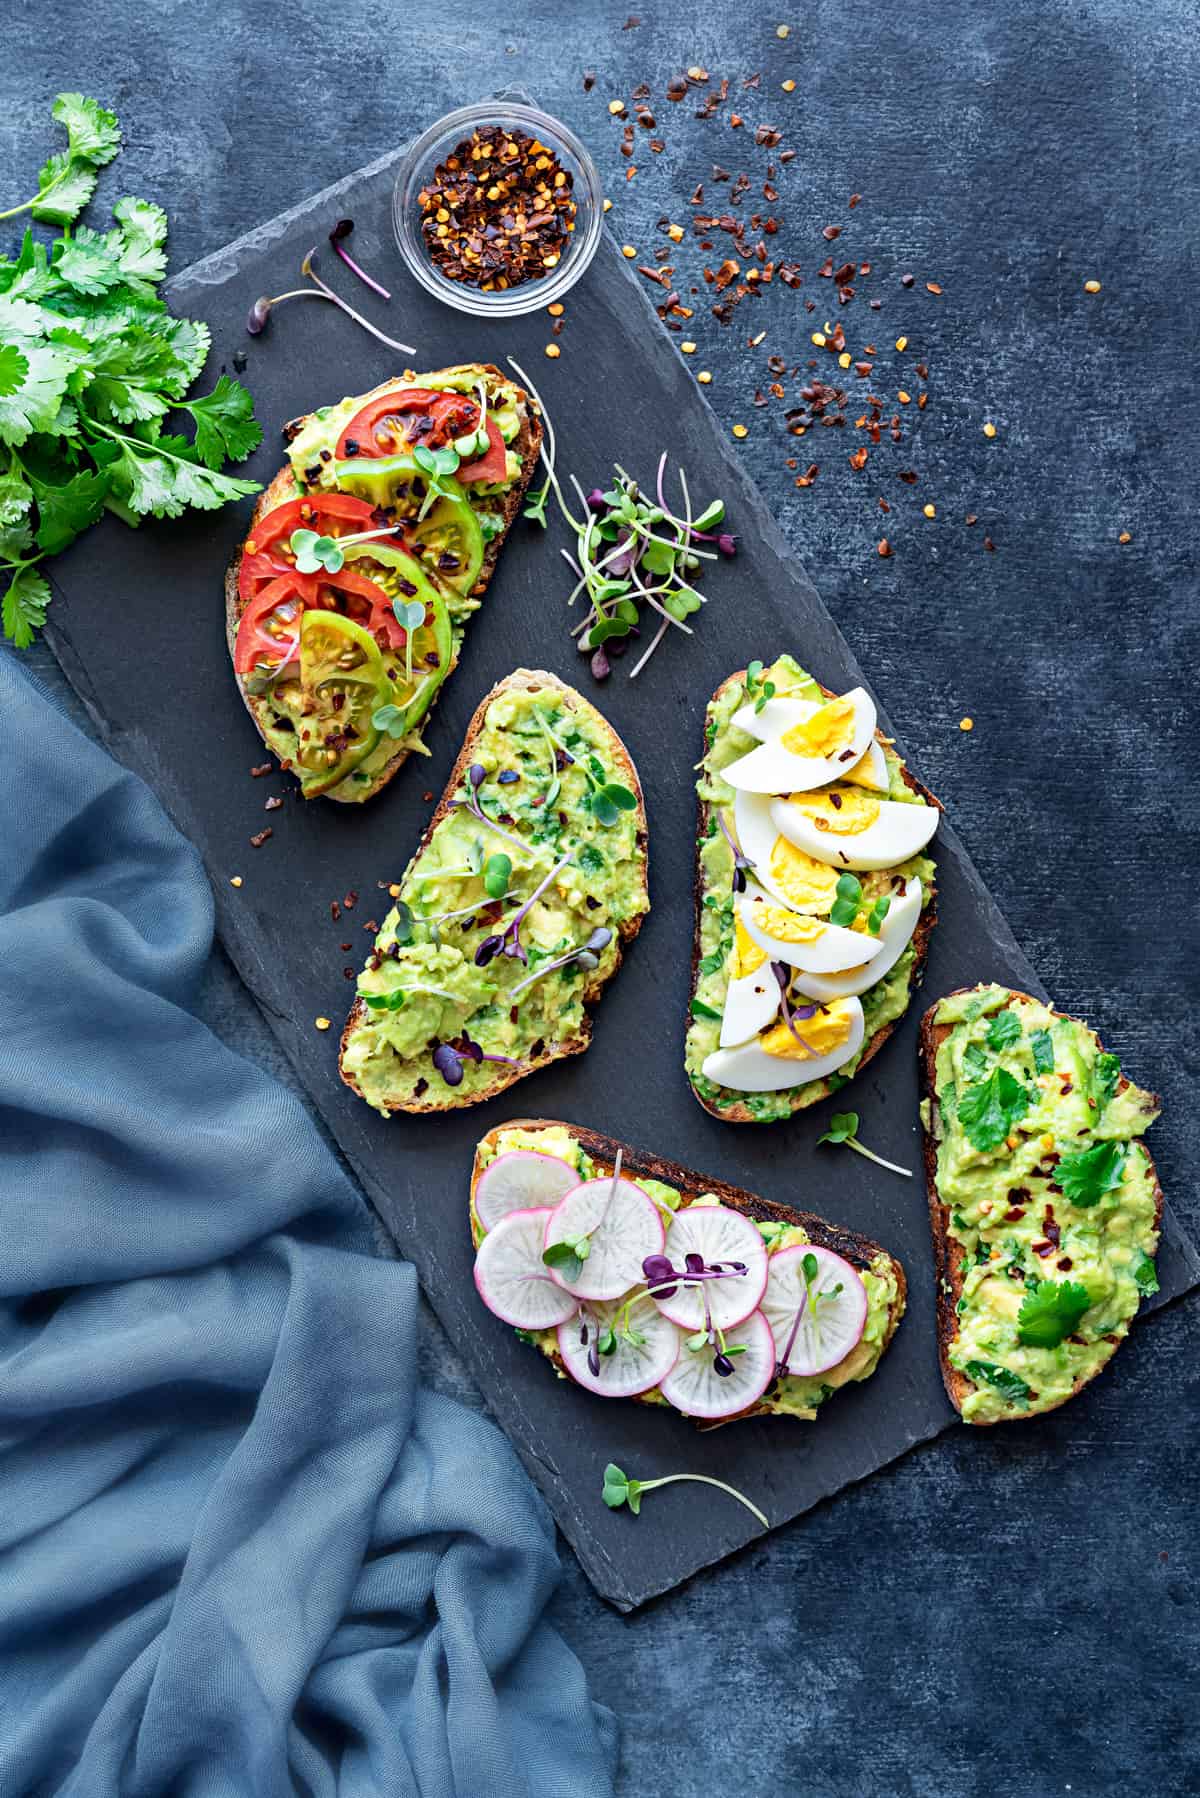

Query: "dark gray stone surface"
(4, 0), (1197, 1788)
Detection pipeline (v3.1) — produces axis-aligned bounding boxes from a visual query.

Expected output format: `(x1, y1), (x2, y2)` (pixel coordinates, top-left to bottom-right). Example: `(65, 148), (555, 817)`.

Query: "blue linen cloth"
(0, 654), (617, 1798)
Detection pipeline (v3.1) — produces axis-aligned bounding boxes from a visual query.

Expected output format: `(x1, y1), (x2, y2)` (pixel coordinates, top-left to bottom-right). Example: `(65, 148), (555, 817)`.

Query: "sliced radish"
(659, 1309), (776, 1420)
(542, 1175), (666, 1301)
(473, 1208), (579, 1331)
(761, 1243), (868, 1377)
(475, 1150), (580, 1232)
(556, 1295), (680, 1399)
(650, 1205), (769, 1332)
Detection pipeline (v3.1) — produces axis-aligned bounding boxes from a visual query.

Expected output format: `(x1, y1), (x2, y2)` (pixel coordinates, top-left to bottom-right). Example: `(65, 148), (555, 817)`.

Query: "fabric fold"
(0, 653), (616, 1798)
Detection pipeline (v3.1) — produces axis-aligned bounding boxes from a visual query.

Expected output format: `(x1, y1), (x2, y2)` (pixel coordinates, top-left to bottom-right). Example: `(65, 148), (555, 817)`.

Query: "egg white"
(791, 878), (923, 1001)
(739, 892), (888, 974)
(842, 738), (890, 793)
(721, 687), (878, 795)
(720, 965), (780, 1048)
(770, 792), (939, 871)
(733, 792), (841, 915)
(702, 997), (866, 1092)
(729, 695), (818, 741)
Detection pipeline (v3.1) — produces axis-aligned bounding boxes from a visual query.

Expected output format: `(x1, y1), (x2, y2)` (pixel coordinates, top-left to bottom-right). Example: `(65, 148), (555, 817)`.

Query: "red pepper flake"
(729, 113), (745, 129)
(249, 829), (272, 848)
(898, 469), (918, 484)
(341, 941), (352, 952)
(878, 499), (890, 512)
(622, 13), (641, 26)
(984, 536), (996, 552)
(264, 795), (283, 812)
(754, 125), (782, 147)
(250, 762), (272, 778)
(854, 360), (873, 376)
(416, 123), (577, 292)
(330, 901), (341, 922)
(877, 537), (892, 556)
(900, 272), (915, 287)
(795, 463), (819, 487)
(965, 514), (978, 526)
(668, 76), (689, 102)
(822, 225), (841, 240)
(583, 70), (596, 92)
(343, 890), (359, 909)
(849, 447), (868, 470)
(848, 192), (862, 208)
(926, 281), (943, 294)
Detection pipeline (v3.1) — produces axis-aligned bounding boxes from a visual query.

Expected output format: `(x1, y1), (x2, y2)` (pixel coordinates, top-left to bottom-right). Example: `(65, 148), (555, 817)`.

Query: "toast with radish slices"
(686, 656), (941, 1124)
(470, 1119), (906, 1427)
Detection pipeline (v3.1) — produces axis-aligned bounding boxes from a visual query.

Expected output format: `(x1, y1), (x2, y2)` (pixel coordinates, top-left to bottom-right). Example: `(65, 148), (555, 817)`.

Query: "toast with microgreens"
(339, 670), (648, 1113)
(920, 983), (1163, 1425)
(686, 655), (941, 1124)
(224, 364), (541, 801)
(469, 1119), (906, 1426)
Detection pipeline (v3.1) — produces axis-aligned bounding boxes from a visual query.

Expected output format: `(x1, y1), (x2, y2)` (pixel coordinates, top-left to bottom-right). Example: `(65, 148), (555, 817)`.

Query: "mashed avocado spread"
(474, 1124), (902, 1420)
(686, 655), (936, 1121)
(341, 682), (647, 1111)
(928, 984), (1161, 1424)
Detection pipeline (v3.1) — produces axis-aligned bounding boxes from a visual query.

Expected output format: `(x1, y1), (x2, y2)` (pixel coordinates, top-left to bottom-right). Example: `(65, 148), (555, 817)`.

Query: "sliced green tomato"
(403, 492), (485, 595)
(294, 610), (385, 797)
(331, 453), (425, 512)
(342, 543), (453, 732)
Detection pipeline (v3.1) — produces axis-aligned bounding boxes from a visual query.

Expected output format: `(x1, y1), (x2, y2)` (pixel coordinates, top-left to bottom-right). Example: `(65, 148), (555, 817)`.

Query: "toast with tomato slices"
(224, 364), (542, 802)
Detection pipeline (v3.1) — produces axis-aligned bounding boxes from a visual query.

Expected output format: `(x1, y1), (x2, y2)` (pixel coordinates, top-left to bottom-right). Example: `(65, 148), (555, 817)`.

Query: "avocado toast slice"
(686, 655), (940, 1123)
(225, 365), (542, 802)
(919, 983), (1163, 1425)
(340, 670), (648, 1113)
(470, 1119), (907, 1426)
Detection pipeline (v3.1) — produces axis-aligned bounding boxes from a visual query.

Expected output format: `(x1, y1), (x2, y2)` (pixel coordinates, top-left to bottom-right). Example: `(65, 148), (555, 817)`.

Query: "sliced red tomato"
(238, 492), (377, 605)
(234, 574), (308, 675)
(335, 388), (479, 460)
(327, 566), (408, 654)
(235, 566), (404, 675)
(456, 418), (508, 485)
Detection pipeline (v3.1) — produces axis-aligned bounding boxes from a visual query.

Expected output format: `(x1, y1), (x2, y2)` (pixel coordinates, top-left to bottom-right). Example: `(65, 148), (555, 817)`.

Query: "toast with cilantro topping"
(920, 984), (1163, 1425)
(224, 365), (542, 802)
(339, 670), (648, 1113)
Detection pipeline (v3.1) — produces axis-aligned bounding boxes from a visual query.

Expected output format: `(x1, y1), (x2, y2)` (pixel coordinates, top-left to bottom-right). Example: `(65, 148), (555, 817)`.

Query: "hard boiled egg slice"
(722, 688), (878, 795)
(719, 918), (781, 1048)
(842, 738), (890, 793)
(730, 694), (818, 741)
(739, 892), (888, 974)
(792, 877), (923, 1001)
(733, 792), (842, 915)
(771, 787), (938, 871)
(702, 996), (865, 1092)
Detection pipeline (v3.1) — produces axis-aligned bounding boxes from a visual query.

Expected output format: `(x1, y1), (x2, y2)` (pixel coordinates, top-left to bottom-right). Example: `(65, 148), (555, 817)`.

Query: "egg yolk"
(785, 788), (881, 836)
(760, 999), (857, 1060)
(730, 918), (768, 978)
(780, 695), (857, 758)
(747, 903), (827, 944)
(768, 836), (840, 911)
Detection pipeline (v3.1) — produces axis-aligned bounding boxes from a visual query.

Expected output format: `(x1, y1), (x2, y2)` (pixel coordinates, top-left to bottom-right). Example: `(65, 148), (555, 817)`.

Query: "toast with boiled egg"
(224, 364), (541, 802)
(470, 1119), (906, 1427)
(686, 656), (940, 1124)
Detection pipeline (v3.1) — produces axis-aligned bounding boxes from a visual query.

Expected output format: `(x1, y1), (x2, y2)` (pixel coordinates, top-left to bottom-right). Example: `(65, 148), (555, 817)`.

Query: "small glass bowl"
(392, 98), (604, 318)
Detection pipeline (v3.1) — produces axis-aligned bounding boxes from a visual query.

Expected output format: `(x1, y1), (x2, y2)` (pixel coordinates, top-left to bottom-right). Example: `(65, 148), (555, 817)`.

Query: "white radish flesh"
(659, 1309), (776, 1420)
(473, 1207), (579, 1331)
(761, 1243), (868, 1377)
(475, 1150), (580, 1232)
(651, 1205), (769, 1331)
(543, 1176), (665, 1301)
(556, 1295), (680, 1399)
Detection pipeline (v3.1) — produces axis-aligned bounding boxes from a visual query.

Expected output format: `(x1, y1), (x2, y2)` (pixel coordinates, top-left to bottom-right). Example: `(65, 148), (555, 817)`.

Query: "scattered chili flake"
(898, 470), (918, 484)
(250, 762), (272, 777)
(732, 423), (748, 438)
(917, 392), (927, 410)
(621, 244), (637, 258)
(602, 198), (613, 213)
(959, 717), (974, 731)
(926, 281), (943, 295)
(697, 370), (712, 383)
(609, 100), (627, 116)
(782, 79), (796, 92)
(898, 389), (911, 404)
(848, 192), (862, 208)
(230, 875), (243, 888)
(983, 536), (996, 552)
(249, 829), (272, 847)
(583, 70), (596, 92)
(315, 1017), (331, 1032)
(1084, 279), (1102, 293)
(795, 463), (819, 487)
(900, 272), (914, 287)
(895, 335), (908, 351)
(878, 498), (890, 513)
(822, 225), (841, 241)
(922, 504), (936, 518)
(1118, 530), (1132, 544)
(776, 22), (790, 35)
(965, 514), (977, 526)
(877, 538), (892, 557)
(343, 891), (358, 909)
(849, 447), (868, 470)
(983, 421), (997, 438)
(264, 795), (283, 811)
(416, 124), (577, 291)
(544, 343), (560, 358)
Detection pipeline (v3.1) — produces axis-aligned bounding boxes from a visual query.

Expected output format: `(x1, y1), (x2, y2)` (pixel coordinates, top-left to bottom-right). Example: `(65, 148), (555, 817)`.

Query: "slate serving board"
(44, 128), (1200, 1611)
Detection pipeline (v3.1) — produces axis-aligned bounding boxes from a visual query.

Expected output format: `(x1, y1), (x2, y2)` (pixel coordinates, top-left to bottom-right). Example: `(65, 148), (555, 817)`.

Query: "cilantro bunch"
(0, 95), (262, 646)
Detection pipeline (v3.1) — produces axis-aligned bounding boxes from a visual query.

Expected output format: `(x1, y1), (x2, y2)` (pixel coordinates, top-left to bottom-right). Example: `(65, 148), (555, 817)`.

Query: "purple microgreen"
(246, 288), (330, 335)
(717, 532), (738, 558)
(818, 1110), (912, 1178)
(776, 1284), (809, 1377)
(601, 1462), (768, 1529)
(328, 217), (392, 300)
(770, 963), (820, 1054)
(508, 925), (612, 998)
(431, 1042), (463, 1086)
(452, 764), (540, 858)
(298, 247), (416, 353)
(715, 810), (755, 892)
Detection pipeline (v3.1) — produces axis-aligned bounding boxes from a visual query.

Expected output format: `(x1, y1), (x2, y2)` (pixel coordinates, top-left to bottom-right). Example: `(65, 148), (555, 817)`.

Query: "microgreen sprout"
(508, 926), (613, 998)
(473, 846), (577, 968)
(249, 249), (415, 352)
(829, 873), (891, 935)
(412, 442), (464, 519)
(543, 1151), (623, 1286)
(535, 715), (636, 826)
(287, 521), (405, 575)
(715, 810), (755, 893)
(328, 217), (392, 300)
(453, 762), (541, 858)
(744, 659), (776, 715)
(818, 1111), (913, 1178)
(770, 964), (820, 1052)
(601, 1462), (768, 1530)
(776, 1252), (846, 1374)
(432, 1033), (523, 1086)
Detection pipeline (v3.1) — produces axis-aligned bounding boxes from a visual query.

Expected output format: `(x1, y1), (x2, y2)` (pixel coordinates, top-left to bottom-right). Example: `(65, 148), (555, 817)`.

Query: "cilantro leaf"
(0, 460), (33, 529)
(56, 226), (124, 297)
(963, 1359), (1032, 1406)
(1092, 1052), (1121, 1110)
(27, 464), (111, 555)
(52, 94), (122, 167)
(0, 340), (71, 446)
(1132, 1250), (1159, 1298)
(29, 153), (100, 229)
(111, 196), (168, 284)
(963, 1042), (988, 1080)
(184, 375), (263, 470)
(2, 565), (51, 647)
(987, 1009), (1022, 1051)
(1031, 1028), (1055, 1074)
(956, 1066), (1029, 1153)
(1016, 1278), (1092, 1348)
(1055, 1139), (1126, 1208)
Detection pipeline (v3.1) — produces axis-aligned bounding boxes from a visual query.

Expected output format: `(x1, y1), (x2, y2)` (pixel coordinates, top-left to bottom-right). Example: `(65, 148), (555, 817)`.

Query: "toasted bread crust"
(339, 672), (649, 1114)
(224, 366), (543, 803)
(689, 670), (941, 1123)
(918, 986), (1164, 1423)
(470, 1117), (907, 1425)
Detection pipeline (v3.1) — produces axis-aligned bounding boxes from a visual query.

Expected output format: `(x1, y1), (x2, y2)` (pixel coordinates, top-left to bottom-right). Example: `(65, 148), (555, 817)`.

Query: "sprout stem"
(637, 1474), (769, 1531)
(300, 248), (415, 353)
(845, 1139), (913, 1178)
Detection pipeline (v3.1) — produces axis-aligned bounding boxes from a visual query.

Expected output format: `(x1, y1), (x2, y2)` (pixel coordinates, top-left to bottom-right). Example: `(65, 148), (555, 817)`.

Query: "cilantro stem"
(636, 1475), (769, 1530)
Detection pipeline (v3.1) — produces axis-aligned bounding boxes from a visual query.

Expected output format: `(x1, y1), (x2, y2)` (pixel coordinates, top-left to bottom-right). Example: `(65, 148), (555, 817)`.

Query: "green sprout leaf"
(290, 527), (344, 574)
(1055, 1139), (1126, 1208)
(371, 703), (408, 738)
(600, 1461), (768, 1529)
(483, 853), (512, 899)
(817, 1110), (912, 1177)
